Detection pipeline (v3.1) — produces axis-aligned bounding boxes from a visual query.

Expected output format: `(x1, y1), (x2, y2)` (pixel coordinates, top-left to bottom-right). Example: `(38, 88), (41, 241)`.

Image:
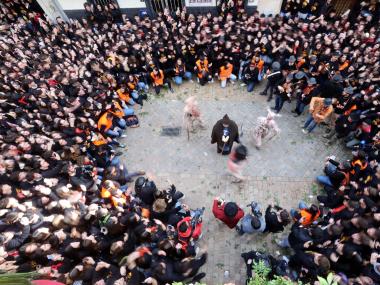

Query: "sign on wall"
(185, 0), (216, 7)
(117, 0), (146, 9)
(247, 0), (259, 6)
(57, 0), (86, 10)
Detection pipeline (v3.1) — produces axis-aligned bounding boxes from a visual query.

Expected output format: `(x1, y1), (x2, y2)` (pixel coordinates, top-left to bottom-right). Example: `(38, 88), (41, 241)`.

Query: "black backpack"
(135, 176), (147, 196)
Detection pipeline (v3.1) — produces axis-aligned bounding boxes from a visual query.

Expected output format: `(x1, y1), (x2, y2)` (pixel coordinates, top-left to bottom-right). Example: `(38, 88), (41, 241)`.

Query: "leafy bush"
(317, 273), (338, 285)
(247, 260), (303, 285)
(172, 282), (206, 285)
(0, 271), (39, 285)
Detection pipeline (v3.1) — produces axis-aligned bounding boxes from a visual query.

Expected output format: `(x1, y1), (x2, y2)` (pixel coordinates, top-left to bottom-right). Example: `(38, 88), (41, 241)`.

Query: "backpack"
(126, 115), (139, 128)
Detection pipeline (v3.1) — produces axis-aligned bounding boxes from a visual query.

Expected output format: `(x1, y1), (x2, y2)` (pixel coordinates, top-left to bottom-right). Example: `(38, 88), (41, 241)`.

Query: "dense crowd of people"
(0, 0), (380, 284)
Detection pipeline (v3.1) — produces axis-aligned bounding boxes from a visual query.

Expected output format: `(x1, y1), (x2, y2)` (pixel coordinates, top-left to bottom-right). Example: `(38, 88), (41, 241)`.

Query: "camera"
(247, 201), (262, 217)
(77, 165), (94, 179)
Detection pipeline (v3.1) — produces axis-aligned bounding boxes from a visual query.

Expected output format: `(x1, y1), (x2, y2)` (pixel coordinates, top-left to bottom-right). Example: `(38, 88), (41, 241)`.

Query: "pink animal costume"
(253, 109), (280, 148)
(183, 96), (203, 129)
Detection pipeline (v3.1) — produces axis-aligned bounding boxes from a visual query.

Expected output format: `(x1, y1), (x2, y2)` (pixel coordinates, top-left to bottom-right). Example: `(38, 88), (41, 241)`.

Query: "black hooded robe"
(211, 114), (239, 155)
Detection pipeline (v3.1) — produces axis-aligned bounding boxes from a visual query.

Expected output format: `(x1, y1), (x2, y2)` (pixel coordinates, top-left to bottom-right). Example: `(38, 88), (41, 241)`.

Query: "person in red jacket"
(212, 197), (244, 229)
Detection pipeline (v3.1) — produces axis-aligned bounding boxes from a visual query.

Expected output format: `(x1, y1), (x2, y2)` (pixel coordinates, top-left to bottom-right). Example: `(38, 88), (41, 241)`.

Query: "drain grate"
(160, 126), (182, 136)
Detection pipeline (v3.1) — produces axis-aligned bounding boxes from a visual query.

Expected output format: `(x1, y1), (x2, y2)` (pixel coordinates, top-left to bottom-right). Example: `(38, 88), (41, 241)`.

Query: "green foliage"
(172, 262), (334, 285)
(247, 260), (303, 285)
(172, 282), (206, 285)
(0, 271), (39, 285)
(317, 273), (338, 285)
(247, 260), (271, 285)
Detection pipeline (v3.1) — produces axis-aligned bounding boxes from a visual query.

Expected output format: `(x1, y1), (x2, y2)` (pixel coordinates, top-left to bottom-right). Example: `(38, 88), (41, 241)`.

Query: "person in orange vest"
(116, 85), (137, 106)
(250, 56), (265, 81)
(316, 156), (351, 188)
(127, 73), (148, 94)
(290, 202), (321, 226)
(219, 61), (237, 88)
(108, 104), (127, 130)
(150, 67), (173, 95)
(97, 112), (124, 138)
(194, 55), (212, 86)
(350, 150), (370, 182)
(173, 58), (192, 85)
(112, 99), (134, 118)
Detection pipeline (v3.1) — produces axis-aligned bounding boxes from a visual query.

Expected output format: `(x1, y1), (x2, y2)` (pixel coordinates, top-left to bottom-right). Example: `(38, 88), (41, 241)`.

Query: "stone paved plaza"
(121, 81), (348, 285)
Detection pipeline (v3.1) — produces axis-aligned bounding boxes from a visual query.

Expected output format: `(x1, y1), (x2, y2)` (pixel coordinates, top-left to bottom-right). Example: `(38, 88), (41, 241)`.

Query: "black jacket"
(264, 206), (285, 233)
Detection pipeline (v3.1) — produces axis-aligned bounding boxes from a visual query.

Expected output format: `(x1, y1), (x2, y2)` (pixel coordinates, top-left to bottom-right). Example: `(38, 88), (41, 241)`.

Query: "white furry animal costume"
(183, 96), (204, 130)
(253, 109), (280, 148)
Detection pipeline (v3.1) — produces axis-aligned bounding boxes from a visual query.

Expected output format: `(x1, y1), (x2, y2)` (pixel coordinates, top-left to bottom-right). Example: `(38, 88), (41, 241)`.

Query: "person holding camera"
(212, 197), (244, 229)
(236, 202), (266, 235)
(264, 204), (291, 233)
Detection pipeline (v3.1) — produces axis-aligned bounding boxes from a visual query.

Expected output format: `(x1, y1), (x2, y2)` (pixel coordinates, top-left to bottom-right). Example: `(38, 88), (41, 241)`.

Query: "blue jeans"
(110, 156), (120, 167)
(290, 201), (308, 218)
(128, 98), (136, 106)
(275, 96), (285, 112)
(128, 91), (138, 106)
(120, 185), (128, 193)
(346, 138), (361, 149)
(239, 60), (250, 80)
(325, 162), (337, 175)
(174, 71), (192, 85)
(295, 100), (306, 114)
(316, 175), (333, 187)
(303, 114), (318, 133)
(278, 237), (290, 248)
(258, 71), (264, 82)
(298, 12), (309, 19)
(120, 164), (140, 182)
(137, 82), (148, 91)
(117, 118), (126, 129)
(261, 55), (273, 65)
(105, 129), (122, 138)
(221, 74), (237, 88)
(247, 82), (255, 92)
(317, 162), (337, 187)
(123, 107), (134, 116)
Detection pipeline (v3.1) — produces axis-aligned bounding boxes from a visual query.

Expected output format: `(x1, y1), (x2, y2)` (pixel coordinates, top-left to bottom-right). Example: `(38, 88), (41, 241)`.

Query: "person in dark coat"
(211, 114), (239, 155)
(264, 204), (290, 233)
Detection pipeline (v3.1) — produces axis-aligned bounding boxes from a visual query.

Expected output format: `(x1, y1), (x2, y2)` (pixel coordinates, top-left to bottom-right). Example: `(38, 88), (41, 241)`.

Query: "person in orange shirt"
(302, 97), (333, 133)
(150, 67), (173, 95)
(219, 61), (237, 88)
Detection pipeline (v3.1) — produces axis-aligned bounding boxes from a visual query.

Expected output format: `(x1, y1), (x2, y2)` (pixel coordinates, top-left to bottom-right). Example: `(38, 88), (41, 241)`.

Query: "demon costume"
(211, 114), (240, 155)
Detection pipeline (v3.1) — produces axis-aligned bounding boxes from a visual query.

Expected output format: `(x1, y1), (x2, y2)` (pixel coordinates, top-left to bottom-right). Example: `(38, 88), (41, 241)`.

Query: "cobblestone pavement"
(121, 80), (349, 285)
